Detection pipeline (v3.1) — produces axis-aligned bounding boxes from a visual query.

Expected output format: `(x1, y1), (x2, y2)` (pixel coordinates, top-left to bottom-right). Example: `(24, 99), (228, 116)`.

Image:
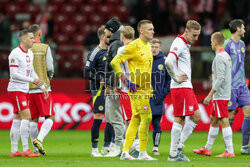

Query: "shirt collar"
(177, 34), (191, 45)
(18, 45), (27, 53)
(216, 48), (225, 54)
(34, 39), (41, 43)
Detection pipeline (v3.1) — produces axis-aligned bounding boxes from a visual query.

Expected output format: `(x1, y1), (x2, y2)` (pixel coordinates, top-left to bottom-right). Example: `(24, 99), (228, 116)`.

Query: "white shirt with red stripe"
(7, 45), (38, 93)
(165, 34), (193, 89)
(117, 45), (129, 93)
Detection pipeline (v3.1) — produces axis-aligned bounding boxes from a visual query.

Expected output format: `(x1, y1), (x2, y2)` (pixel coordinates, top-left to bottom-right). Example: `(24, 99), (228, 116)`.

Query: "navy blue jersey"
(150, 51), (171, 115)
(84, 45), (107, 91)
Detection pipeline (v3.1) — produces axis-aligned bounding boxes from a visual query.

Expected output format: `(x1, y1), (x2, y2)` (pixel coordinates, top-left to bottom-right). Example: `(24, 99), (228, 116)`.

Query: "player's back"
(8, 46), (34, 93)
(29, 42), (50, 91)
(212, 50), (232, 100)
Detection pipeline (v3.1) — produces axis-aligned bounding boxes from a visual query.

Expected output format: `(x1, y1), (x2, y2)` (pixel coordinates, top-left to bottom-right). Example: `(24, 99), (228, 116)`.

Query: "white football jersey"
(165, 35), (193, 89)
(117, 45), (129, 93)
(7, 46), (35, 93)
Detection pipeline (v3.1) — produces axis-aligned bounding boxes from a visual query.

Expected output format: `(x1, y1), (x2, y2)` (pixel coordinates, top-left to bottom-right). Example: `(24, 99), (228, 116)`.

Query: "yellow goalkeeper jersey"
(111, 38), (153, 96)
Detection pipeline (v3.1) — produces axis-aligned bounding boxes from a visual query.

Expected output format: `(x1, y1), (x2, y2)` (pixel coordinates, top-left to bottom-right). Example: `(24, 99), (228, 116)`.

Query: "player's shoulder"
(9, 47), (20, 58)
(224, 38), (232, 47)
(88, 46), (101, 61)
(239, 40), (246, 46)
(117, 45), (126, 54)
(172, 37), (185, 47)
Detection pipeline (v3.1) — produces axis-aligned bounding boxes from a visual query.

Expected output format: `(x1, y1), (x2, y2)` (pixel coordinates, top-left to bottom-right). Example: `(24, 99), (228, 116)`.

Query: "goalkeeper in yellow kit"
(111, 20), (156, 160)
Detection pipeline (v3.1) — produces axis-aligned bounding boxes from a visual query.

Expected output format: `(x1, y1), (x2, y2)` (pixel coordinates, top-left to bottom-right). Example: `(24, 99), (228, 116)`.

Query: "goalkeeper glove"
(120, 75), (139, 92)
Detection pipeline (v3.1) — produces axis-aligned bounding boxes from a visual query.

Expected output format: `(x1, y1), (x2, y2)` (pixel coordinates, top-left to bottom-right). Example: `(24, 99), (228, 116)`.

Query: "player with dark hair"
(224, 19), (250, 154)
(8, 30), (48, 157)
(84, 25), (113, 157)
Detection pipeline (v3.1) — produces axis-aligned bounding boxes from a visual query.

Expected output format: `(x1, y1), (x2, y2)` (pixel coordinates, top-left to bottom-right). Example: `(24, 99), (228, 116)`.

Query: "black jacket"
(105, 30), (123, 87)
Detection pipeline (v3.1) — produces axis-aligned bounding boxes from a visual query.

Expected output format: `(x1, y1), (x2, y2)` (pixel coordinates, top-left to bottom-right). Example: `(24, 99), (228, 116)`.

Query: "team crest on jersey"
(158, 64), (164, 70)
(26, 55), (30, 63)
(173, 47), (178, 51)
(228, 101), (232, 107)
(189, 106), (194, 111)
(98, 105), (104, 111)
(11, 59), (15, 63)
(241, 47), (245, 53)
(144, 105), (149, 111)
(22, 101), (27, 107)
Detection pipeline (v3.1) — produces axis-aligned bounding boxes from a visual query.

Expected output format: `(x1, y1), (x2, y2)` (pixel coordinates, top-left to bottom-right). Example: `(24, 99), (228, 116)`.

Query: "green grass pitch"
(0, 130), (249, 167)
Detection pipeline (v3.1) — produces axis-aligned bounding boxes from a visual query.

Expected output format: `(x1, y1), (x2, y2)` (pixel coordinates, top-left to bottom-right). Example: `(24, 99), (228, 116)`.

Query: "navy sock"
(229, 118), (234, 128)
(91, 119), (102, 148)
(242, 117), (250, 147)
(152, 115), (162, 147)
(104, 122), (113, 147)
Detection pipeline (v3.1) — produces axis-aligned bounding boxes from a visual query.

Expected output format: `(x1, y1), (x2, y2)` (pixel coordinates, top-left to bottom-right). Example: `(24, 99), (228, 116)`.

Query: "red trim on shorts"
(10, 65), (18, 67)
(170, 51), (178, 66)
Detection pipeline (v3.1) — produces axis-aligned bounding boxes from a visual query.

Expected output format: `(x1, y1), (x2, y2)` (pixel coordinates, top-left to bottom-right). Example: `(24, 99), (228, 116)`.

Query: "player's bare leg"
(241, 106), (250, 154)
(228, 110), (236, 128)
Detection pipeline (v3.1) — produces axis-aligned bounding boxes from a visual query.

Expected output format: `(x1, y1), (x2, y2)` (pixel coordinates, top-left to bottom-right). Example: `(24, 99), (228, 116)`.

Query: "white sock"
(20, 119), (30, 152)
(37, 119), (53, 142)
(178, 119), (197, 148)
(205, 126), (219, 150)
(10, 119), (21, 153)
(134, 139), (140, 150)
(30, 122), (38, 152)
(170, 122), (182, 157)
(222, 127), (234, 154)
(153, 146), (158, 151)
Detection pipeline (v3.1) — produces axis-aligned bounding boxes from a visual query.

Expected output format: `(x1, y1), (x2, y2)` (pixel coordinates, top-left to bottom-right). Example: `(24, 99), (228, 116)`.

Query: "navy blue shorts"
(228, 86), (250, 111)
(91, 86), (105, 113)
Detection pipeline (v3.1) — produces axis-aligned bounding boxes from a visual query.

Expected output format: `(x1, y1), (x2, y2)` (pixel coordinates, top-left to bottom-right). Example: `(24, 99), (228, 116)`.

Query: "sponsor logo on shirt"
(189, 106), (193, 111)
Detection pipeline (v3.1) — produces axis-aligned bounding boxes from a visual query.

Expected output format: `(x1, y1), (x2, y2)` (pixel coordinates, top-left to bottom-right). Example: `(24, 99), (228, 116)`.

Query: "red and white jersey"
(165, 34), (193, 89)
(7, 46), (36, 93)
(117, 45), (130, 93)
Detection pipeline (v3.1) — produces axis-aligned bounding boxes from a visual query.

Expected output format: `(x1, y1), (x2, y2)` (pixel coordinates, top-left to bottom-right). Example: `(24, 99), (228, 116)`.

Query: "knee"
(46, 115), (55, 122)
(191, 110), (201, 124)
